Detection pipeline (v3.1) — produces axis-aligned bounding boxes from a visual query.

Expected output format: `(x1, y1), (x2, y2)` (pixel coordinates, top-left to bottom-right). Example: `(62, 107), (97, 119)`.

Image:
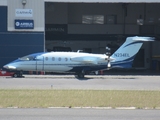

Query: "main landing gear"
(12, 71), (24, 78)
(75, 72), (85, 79)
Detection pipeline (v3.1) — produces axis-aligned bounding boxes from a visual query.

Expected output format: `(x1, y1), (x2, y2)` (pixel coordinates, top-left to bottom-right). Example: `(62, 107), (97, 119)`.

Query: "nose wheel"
(12, 71), (24, 78)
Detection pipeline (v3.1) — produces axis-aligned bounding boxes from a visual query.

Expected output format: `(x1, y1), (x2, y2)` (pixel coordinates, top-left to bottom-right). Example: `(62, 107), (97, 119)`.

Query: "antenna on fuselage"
(77, 50), (83, 53)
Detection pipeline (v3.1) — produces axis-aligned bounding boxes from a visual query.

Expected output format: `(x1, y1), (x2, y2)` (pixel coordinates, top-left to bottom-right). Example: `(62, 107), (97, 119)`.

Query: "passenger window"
(52, 57), (55, 61)
(58, 57), (61, 61)
(65, 58), (68, 61)
(45, 57), (48, 61)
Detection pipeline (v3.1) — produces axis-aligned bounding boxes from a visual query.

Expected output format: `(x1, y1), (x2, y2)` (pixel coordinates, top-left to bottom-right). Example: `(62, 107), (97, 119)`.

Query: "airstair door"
(36, 56), (44, 71)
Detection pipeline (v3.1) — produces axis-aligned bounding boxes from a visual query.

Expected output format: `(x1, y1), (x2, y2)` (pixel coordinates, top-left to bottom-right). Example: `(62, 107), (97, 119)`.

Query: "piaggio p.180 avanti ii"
(3, 36), (154, 78)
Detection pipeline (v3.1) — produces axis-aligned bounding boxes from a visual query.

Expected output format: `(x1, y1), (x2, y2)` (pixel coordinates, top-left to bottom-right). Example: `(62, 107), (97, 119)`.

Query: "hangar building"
(1, 0), (160, 71)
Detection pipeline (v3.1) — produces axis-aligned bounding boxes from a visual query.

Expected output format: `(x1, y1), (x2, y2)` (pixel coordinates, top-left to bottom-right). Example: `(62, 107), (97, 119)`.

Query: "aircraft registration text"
(114, 53), (130, 57)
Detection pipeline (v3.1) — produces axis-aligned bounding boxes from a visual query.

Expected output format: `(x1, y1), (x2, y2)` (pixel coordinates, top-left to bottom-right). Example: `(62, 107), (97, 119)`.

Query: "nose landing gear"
(12, 71), (24, 78)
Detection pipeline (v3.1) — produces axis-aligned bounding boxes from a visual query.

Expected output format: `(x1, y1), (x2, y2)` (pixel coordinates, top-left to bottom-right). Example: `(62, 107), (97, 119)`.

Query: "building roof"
(44, 0), (160, 3)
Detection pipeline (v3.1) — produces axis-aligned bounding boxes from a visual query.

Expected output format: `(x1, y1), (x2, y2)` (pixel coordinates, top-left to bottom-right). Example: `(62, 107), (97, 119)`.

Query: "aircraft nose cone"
(3, 65), (8, 69)
(3, 65), (16, 70)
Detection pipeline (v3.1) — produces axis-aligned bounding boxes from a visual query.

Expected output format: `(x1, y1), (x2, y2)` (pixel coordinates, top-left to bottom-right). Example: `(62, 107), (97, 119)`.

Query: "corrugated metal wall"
(0, 33), (44, 67)
(0, 0), (7, 6)
(8, 0), (44, 31)
(0, 6), (7, 32)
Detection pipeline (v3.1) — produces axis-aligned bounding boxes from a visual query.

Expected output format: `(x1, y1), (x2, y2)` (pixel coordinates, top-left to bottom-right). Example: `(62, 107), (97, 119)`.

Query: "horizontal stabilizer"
(132, 36), (155, 41)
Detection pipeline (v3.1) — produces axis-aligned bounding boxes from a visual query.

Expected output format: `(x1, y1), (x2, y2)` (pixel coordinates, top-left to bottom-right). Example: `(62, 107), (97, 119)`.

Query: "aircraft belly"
(69, 64), (108, 72)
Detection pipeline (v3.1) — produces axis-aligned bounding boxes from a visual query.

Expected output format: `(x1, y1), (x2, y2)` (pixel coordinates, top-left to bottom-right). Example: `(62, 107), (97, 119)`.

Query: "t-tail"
(110, 36), (154, 69)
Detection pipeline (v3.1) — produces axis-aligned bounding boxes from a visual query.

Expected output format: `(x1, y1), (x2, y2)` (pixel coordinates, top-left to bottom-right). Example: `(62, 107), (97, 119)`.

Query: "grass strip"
(0, 89), (160, 108)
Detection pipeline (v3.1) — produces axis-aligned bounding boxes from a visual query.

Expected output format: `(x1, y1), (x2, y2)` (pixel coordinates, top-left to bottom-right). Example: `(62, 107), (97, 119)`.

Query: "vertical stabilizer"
(110, 36), (154, 68)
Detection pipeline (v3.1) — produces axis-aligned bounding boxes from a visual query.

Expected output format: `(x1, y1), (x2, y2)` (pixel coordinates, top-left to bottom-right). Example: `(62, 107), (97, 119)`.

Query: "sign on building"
(15, 20), (34, 29)
(15, 9), (33, 17)
(45, 24), (68, 34)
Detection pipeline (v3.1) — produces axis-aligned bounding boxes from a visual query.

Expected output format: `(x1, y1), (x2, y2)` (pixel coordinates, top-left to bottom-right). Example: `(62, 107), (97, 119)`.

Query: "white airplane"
(3, 36), (154, 78)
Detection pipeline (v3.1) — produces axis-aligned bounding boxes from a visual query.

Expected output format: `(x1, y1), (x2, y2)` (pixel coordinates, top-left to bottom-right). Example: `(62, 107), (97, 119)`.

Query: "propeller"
(105, 46), (111, 68)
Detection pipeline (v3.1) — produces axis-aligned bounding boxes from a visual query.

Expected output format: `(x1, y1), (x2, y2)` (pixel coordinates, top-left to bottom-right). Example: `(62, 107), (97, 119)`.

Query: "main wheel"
(77, 73), (85, 78)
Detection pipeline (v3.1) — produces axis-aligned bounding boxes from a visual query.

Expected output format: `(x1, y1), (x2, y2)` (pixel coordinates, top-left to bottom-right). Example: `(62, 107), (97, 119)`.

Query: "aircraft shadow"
(76, 77), (92, 81)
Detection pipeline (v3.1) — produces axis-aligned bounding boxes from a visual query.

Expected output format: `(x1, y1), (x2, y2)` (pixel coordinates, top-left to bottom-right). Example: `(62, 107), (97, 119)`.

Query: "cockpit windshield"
(19, 52), (45, 61)
(20, 55), (35, 61)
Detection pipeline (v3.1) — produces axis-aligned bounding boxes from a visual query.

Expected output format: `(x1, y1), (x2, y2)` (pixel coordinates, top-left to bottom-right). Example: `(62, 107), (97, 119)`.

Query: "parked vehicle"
(0, 69), (14, 76)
